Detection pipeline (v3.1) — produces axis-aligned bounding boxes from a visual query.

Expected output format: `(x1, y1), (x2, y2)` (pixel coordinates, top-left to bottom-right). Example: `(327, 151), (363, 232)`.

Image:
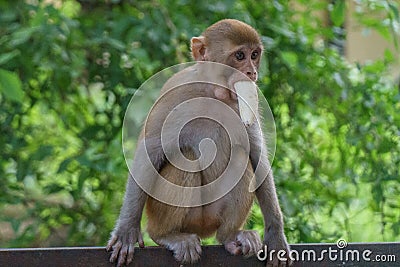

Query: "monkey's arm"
(106, 176), (146, 266)
(248, 124), (290, 263)
(249, 134), (285, 238)
(107, 137), (164, 267)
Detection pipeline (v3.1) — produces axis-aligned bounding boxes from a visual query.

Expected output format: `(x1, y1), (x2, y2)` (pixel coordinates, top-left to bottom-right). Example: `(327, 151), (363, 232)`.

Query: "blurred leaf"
(388, 3), (399, 22)
(9, 27), (39, 46)
(0, 50), (20, 65)
(32, 145), (54, 161)
(0, 69), (24, 102)
(106, 38), (126, 51)
(331, 0), (346, 27)
(281, 51), (298, 69)
(384, 49), (394, 62)
(58, 158), (74, 173)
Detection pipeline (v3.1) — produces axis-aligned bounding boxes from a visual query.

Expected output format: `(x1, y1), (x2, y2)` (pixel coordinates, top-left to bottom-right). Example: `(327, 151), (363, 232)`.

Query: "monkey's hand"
(264, 228), (292, 267)
(106, 225), (144, 267)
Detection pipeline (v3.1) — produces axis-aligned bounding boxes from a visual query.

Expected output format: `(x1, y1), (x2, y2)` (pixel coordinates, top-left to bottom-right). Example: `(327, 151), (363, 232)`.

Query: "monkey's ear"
(191, 36), (206, 61)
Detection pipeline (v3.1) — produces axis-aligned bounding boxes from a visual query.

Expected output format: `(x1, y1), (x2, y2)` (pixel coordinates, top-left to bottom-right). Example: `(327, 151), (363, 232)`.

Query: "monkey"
(107, 19), (291, 267)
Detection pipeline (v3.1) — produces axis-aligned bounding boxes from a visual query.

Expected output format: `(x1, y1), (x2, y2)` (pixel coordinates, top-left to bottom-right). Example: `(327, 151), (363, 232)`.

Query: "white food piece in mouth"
(234, 80), (258, 126)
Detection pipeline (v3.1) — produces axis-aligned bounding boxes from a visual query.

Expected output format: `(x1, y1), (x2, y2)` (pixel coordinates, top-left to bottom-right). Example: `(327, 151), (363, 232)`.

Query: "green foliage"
(0, 0), (399, 248)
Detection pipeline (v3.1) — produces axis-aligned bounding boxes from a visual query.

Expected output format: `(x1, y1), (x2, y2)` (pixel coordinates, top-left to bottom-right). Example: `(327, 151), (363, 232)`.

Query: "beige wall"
(345, 1), (400, 80)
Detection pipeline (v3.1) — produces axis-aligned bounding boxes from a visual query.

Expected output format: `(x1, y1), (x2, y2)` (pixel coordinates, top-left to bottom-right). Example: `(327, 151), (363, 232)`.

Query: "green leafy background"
(0, 0), (399, 247)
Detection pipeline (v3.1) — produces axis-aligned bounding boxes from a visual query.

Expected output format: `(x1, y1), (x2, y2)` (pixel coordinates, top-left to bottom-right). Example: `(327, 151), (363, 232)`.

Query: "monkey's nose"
(246, 71), (257, 81)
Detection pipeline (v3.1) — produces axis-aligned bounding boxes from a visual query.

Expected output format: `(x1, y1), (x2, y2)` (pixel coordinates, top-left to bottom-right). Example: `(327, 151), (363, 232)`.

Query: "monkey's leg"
(215, 160), (262, 257)
(154, 233), (202, 264)
(147, 191), (202, 264)
(147, 199), (202, 264)
(107, 138), (165, 267)
(146, 149), (203, 264)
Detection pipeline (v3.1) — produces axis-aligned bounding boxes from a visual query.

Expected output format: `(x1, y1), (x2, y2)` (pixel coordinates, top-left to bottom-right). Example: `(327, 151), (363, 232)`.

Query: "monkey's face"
(224, 44), (262, 82)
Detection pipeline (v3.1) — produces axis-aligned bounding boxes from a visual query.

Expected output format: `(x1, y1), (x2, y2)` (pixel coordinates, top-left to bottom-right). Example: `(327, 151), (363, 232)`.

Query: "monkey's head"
(191, 19), (263, 81)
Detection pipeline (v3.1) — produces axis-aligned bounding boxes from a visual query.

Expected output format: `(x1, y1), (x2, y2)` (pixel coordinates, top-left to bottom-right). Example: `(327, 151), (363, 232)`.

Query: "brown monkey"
(107, 19), (290, 267)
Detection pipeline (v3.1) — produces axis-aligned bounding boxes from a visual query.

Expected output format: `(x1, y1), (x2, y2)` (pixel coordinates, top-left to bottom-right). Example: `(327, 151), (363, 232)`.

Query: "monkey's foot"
(157, 233), (202, 264)
(224, 230), (263, 257)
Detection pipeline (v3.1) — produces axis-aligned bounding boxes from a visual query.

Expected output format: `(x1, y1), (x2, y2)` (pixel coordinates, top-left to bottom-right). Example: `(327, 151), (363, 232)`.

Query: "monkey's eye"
(251, 51), (259, 60)
(235, 51), (245, 61)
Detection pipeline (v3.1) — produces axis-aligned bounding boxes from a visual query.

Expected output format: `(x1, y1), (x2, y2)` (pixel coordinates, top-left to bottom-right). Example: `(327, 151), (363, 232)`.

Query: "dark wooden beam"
(0, 243), (399, 266)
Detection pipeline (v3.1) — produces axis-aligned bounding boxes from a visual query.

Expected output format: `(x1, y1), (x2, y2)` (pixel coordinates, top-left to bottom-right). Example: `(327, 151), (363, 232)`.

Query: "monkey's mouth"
(234, 81), (258, 126)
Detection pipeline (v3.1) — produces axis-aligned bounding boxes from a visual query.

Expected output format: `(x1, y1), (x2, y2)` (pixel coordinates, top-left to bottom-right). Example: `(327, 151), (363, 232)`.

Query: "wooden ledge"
(0, 243), (399, 266)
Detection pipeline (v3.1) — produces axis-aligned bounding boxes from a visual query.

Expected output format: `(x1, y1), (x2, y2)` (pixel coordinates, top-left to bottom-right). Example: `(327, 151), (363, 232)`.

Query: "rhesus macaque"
(107, 19), (290, 267)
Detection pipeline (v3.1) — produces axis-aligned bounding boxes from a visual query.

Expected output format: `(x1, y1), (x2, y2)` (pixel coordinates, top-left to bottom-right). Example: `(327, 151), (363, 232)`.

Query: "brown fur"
(203, 19), (262, 47)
